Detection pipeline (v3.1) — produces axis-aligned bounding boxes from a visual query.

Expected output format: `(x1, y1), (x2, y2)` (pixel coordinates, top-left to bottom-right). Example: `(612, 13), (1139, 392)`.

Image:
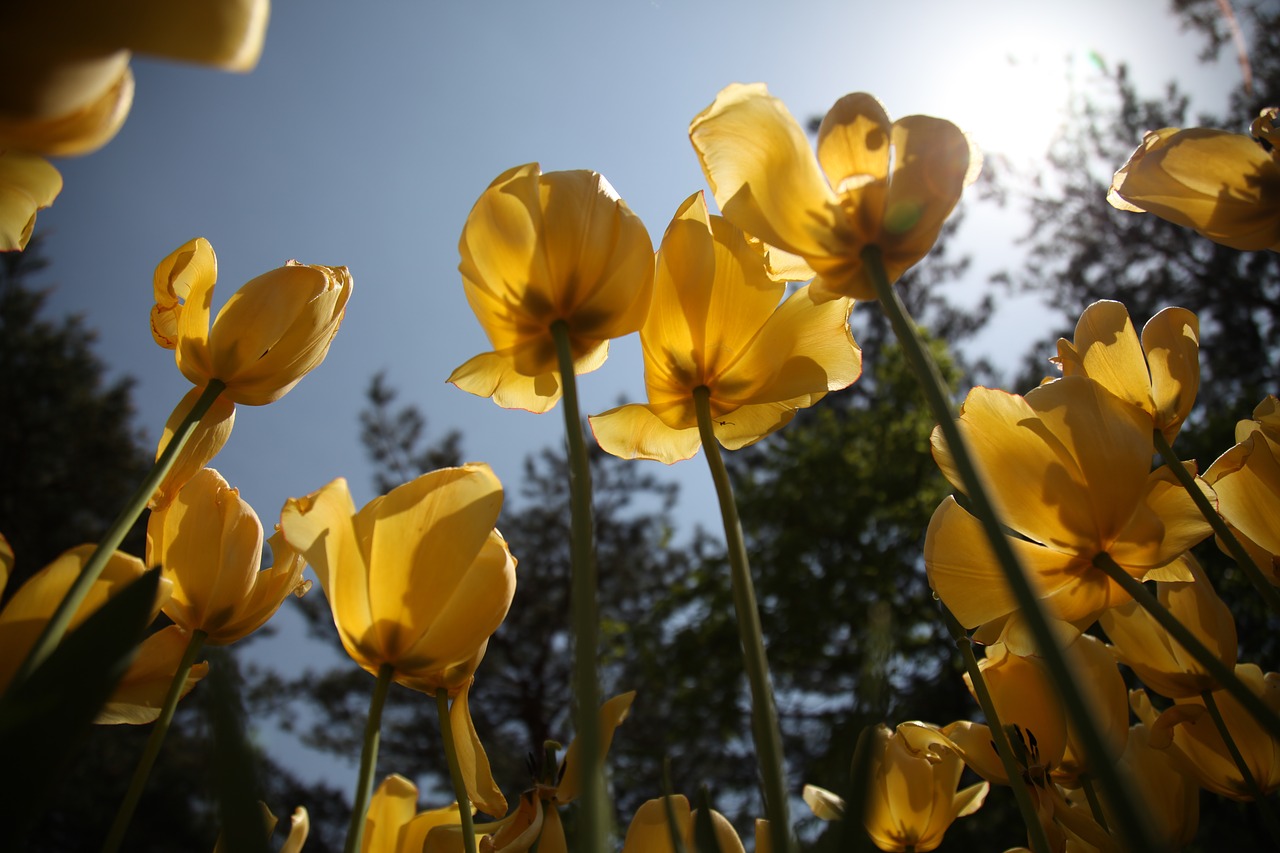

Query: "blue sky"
(28, 0), (1243, 785)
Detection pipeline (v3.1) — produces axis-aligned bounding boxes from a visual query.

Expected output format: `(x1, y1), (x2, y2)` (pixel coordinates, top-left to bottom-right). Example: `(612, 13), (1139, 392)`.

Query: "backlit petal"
(0, 151), (61, 251)
(590, 404), (702, 465)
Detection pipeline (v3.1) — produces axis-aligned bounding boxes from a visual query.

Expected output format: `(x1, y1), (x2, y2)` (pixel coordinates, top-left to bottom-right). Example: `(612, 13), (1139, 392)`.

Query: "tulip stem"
(1201, 688), (1280, 846)
(436, 689), (478, 853)
(693, 386), (796, 853)
(939, 605), (1052, 853)
(864, 245), (1158, 853)
(1080, 776), (1109, 831)
(1092, 552), (1280, 741)
(102, 628), (208, 853)
(11, 380), (226, 692)
(1153, 430), (1280, 614)
(345, 663), (394, 853)
(549, 320), (607, 852)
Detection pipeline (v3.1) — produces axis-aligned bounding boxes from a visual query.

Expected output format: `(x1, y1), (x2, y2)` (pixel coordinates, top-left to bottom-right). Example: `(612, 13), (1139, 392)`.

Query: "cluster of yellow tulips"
(4, 2), (1280, 851)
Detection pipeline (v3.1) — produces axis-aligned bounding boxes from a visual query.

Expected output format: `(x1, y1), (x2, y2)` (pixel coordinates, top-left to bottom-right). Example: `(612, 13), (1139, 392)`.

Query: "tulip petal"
(557, 691), (636, 803)
(449, 681), (507, 816)
(816, 93), (891, 192)
(590, 404), (702, 465)
(149, 387), (236, 511)
(96, 625), (208, 724)
(364, 774), (419, 853)
(1142, 307), (1200, 440)
(0, 152), (61, 251)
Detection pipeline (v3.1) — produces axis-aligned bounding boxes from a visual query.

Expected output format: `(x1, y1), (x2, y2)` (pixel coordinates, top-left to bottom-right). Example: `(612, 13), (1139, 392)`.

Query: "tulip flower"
(1133, 666), (1280, 801)
(148, 387), (237, 510)
(924, 376), (1212, 636)
(150, 237), (352, 405)
(804, 723), (986, 852)
(619, 795), (745, 853)
(0, 544), (169, 695)
(1112, 723), (1200, 849)
(690, 83), (978, 301)
(0, 151), (61, 251)
(214, 803), (309, 853)
(361, 775), (464, 853)
(1100, 554), (1237, 698)
(1206, 425), (1280, 585)
(147, 468), (308, 645)
(1107, 109), (1280, 252)
(96, 625), (209, 724)
(1, 1), (268, 157)
(424, 692), (635, 853)
(590, 192), (861, 463)
(448, 163), (654, 413)
(1051, 300), (1200, 444)
(280, 464), (517, 816)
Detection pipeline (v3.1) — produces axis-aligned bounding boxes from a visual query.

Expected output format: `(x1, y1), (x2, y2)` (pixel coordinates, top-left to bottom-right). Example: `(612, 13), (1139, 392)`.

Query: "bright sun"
(940, 45), (1080, 165)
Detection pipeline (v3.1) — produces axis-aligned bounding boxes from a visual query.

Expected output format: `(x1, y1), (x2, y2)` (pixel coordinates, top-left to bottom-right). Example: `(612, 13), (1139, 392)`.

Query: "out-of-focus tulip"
(690, 83), (978, 302)
(148, 387), (237, 510)
(590, 192), (861, 463)
(620, 795), (745, 853)
(0, 544), (169, 694)
(147, 468), (307, 645)
(280, 465), (516, 817)
(214, 802), (309, 853)
(1112, 723), (1200, 849)
(925, 377), (1212, 637)
(1, 1), (268, 157)
(0, 151), (61, 251)
(1134, 666), (1280, 800)
(448, 163), (654, 413)
(1052, 300), (1200, 444)
(150, 237), (352, 406)
(1100, 554), (1237, 698)
(1107, 111), (1280, 252)
(96, 625), (209, 724)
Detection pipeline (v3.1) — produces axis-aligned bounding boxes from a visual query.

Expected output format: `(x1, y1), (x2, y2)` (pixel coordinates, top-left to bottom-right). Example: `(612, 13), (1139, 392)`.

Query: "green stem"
(1153, 430), (1280, 614)
(693, 386), (796, 853)
(864, 245), (1157, 852)
(549, 320), (606, 851)
(1201, 689), (1280, 845)
(1080, 776), (1109, 832)
(102, 628), (208, 853)
(660, 759), (689, 853)
(1092, 552), (1280, 741)
(436, 688), (478, 853)
(12, 380), (226, 691)
(940, 605), (1051, 853)
(345, 664), (395, 853)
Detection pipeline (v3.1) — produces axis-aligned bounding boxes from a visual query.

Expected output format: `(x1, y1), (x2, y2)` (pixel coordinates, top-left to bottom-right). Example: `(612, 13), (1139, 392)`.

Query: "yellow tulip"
(424, 691), (635, 853)
(361, 775), (463, 853)
(1107, 113), (1280, 252)
(448, 163), (654, 413)
(148, 387), (237, 510)
(1100, 554), (1237, 699)
(619, 795), (745, 853)
(0, 150), (62, 251)
(1206, 425), (1280, 585)
(0, 544), (169, 695)
(924, 376), (1212, 636)
(1133, 667), (1280, 801)
(689, 83), (978, 301)
(861, 723), (988, 852)
(280, 465), (517, 817)
(146, 468), (308, 645)
(1112, 723), (1200, 850)
(150, 237), (352, 405)
(1052, 300), (1200, 444)
(590, 192), (861, 463)
(0, 1), (268, 156)
(96, 625), (209, 724)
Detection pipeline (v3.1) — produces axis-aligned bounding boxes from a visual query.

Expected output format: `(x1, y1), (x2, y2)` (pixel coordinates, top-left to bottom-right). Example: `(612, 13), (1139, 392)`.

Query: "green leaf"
(0, 568), (160, 847)
(205, 649), (270, 853)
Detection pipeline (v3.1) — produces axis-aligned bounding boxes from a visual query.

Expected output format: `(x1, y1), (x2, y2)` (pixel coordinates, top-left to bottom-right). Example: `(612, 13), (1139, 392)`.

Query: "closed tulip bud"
(151, 238), (352, 405)
(620, 795), (745, 853)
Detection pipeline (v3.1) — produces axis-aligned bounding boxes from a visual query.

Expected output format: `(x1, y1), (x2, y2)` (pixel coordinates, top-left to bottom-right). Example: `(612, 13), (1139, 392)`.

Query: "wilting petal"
(691, 83), (851, 261)
(557, 691), (636, 803)
(802, 784), (846, 821)
(0, 151), (61, 251)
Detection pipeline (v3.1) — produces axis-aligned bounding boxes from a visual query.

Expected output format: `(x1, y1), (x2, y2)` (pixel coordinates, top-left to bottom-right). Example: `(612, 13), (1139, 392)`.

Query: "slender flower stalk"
(1153, 430), (1280, 613)
(13, 380), (225, 690)
(1091, 552), (1280, 744)
(550, 319), (607, 851)
(939, 605), (1051, 853)
(346, 663), (395, 853)
(693, 385), (795, 853)
(102, 628), (208, 853)
(865, 246), (1158, 852)
(1202, 689), (1280, 845)
(436, 688), (478, 853)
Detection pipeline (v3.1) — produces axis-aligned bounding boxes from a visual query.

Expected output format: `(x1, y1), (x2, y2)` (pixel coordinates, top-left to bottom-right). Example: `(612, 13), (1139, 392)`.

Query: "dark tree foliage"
(0, 240), (152, 594)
